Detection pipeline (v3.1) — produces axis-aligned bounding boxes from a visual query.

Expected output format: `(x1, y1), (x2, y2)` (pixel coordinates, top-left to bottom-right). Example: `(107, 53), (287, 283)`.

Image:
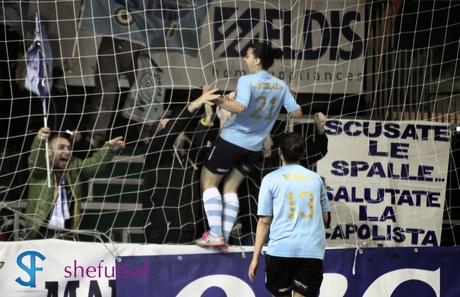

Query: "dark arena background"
(1, 1), (459, 296)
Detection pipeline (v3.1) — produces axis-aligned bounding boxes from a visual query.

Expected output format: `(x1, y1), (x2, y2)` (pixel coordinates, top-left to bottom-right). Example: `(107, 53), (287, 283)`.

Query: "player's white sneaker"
(195, 231), (225, 247)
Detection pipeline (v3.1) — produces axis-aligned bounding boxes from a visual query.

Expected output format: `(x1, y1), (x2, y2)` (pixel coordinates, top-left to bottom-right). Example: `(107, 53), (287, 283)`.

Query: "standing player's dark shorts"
(204, 136), (261, 175)
(265, 255), (324, 297)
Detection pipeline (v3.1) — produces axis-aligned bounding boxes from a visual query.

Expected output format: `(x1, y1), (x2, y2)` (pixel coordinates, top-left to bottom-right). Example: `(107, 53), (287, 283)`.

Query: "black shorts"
(204, 136), (261, 175)
(265, 255), (324, 297)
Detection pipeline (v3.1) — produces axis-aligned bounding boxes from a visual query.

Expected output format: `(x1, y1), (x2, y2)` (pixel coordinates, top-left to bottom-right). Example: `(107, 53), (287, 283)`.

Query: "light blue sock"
(223, 193), (239, 242)
(203, 187), (223, 236)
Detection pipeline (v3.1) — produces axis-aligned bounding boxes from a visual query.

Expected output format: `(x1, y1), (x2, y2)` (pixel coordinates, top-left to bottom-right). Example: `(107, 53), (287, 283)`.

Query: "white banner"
(318, 120), (451, 247)
(0, 240), (115, 296)
(206, 0), (366, 94)
(0, 239), (255, 297)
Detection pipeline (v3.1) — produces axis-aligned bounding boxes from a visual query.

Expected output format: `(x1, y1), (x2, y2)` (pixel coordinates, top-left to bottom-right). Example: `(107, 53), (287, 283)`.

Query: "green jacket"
(25, 137), (116, 236)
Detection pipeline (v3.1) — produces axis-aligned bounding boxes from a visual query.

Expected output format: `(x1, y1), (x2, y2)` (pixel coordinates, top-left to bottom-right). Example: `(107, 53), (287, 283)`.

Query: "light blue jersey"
(258, 164), (331, 259)
(220, 71), (300, 151)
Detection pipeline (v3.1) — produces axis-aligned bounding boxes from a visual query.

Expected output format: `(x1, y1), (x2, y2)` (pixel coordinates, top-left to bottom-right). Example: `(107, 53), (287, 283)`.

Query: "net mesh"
(0, 0), (459, 246)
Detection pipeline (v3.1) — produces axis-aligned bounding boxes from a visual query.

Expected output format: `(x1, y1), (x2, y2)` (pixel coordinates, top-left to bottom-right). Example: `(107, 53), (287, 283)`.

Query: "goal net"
(0, 0), (459, 247)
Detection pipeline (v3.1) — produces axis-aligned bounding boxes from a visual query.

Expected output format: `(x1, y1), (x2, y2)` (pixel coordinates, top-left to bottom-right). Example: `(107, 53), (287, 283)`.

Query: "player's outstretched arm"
(187, 86), (220, 114)
(214, 91), (246, 114)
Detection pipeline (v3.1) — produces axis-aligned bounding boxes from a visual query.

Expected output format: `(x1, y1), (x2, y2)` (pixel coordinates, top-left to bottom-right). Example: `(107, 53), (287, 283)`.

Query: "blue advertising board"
(117, 252), (268, 297)
(117, 247), (460, 297)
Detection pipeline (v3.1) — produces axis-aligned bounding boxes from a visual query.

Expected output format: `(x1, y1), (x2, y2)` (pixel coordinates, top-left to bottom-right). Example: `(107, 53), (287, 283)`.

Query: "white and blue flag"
(25, 14), (53, 97)
(80, 0), (207, 56)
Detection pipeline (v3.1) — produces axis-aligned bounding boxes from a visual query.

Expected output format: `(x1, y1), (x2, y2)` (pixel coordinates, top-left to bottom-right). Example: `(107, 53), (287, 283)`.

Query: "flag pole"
(26, 13), (53, 188)
(42, 98), (52, 188)
(37, 11), (52, 189)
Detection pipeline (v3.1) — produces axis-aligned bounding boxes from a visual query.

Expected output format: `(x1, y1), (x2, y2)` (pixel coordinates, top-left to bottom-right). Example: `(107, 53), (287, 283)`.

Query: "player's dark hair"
(279, 133), (305, 163)
(250, 42), (283, 70)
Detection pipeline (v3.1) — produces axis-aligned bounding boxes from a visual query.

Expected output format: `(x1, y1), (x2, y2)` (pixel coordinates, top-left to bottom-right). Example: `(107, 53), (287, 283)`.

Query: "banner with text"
(73, 0), (365, 93)
(317, 120), (451, 247)
(205, 0), (365, 93)
(2, 240), (459, 296)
